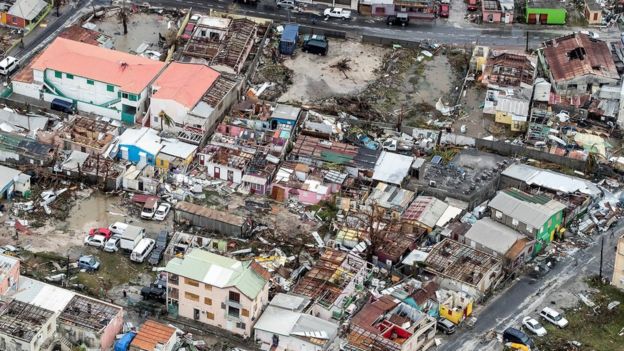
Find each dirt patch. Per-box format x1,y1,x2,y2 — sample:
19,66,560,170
92,11,175,54
278,40,388,103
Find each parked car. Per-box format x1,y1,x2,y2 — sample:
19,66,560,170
78,255,100,271
103,236,121,253
148,230,169,265
181,23,195,40
438,3,449,17
539,307,568,328
153,203,171,221
323,7,351,20
467,0,478,11
436,318,456,334
502,327,534,349
302,38,328,56
276,0,296,9
84,234,107,248
141,198,159,219
140,278,166,302
522,316,547,336
108,222,129,235
386,13,409,26
0,56,19,76
88,227,113,240
580,30,599,39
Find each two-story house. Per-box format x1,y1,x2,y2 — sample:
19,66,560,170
164,249,270,338
12,37,165,124
488,188,566,254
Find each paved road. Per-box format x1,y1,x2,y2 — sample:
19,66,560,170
142,0,620,47
439,222,622,350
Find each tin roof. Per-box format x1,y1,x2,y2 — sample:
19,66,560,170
175,201,245,226
465,218,526,256
130,320,176,350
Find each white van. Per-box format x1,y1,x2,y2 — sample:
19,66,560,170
130,238,155,263
0,56,19,76
109,222,129,235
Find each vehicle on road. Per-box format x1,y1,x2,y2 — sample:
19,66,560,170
141,198,159,219
302,36,328,56
153,203,171,221
580,30,599,39
130,238,156,263
276,0,296,8
438,3,449,17
387,13,409,26
539,307,568,328
78,255,100,271
502,327,535,349
522,316,547,336
0,56,19,75
323,7,351,20
103,236,121,253
436,318,456,334
84,234,107,248
88,227,112,240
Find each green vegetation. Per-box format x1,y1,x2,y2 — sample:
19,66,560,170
535,277,624,351
76,249,152,296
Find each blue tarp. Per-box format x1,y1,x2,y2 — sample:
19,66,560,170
114,332,136,351
279,24,299,55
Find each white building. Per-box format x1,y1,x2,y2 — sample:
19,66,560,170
12,37,165,124
254,294,338,351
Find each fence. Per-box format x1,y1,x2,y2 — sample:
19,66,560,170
361,34,422,48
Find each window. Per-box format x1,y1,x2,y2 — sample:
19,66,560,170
228,306,240,318
87,79,94,85
204,297,212,305
122,93,129,99
185,278,199,287
512,218,519,227
66,73,74,79
242,308,249,317
207,312,214,320
128,94,138,101
193,308,200,320
184,292,199,302
236,322,246,329
169,274,179,285
54,71,62,79
107,85,115,92
495,211,502,219
229,291,240,303
205,284,212,291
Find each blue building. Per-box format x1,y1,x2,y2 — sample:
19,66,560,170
279,24,299,55
117,127,163,166
269,103,301,130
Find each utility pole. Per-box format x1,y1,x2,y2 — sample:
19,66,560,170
525,31,529,53
599,235,604,281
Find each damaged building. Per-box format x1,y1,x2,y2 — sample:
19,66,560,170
0,300,56,351
52,115,118,156
174,201,252,237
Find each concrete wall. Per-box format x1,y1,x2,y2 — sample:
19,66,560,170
255,329,326,351
12,81,40,99
475,139,587,170
612,235,624,289
206,162,244,183
0,259,19,295
150,98,188,129
362,34,422,48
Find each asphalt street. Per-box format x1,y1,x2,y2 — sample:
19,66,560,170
438,223,623,351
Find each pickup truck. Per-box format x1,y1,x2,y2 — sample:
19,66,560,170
323,7,351,20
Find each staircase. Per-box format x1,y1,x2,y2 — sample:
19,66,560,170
43,76,67,98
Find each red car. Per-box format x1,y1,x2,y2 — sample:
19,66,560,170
439,3,450,17
467,0,478,11
89,228,112,240
181,23,195,41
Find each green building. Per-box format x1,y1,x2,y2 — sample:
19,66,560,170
488,188,566,255
526,0,567,24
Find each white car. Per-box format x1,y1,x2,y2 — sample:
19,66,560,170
153,203,171,221
580,30,599,39
323,7,351,19
108,222,128,235
539,307,568,328
103,237,121,253
522,316,547,336
84,234,106,248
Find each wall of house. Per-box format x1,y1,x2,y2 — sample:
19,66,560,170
255,329,325,351
584,6,602,24
612,236,624,289
525,7,566,24
118,145,156,165
207,162,243,183
0,314,56,351
482,10,503,23
150,98,189,130
168,275,268,338
76,100,121,120
5,14,25,28
0,260,19,295
100,307,124,351
552,74,619,96
12,81,41,99
45,69,120,106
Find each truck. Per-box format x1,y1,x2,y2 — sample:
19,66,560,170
120,225,146,252
323,7,351,20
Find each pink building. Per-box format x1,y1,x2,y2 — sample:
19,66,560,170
482,0,514,23
270,164,346,205
165,249,270,338
0,254,19,295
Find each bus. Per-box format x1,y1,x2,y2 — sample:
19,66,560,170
130,238,155,263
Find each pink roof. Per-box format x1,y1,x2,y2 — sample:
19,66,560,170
152,62,220,108
32,37,165,94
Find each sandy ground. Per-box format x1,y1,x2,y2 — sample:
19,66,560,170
279,40,388,103
452,86,495,138
92,11,172,53
412,54,456,105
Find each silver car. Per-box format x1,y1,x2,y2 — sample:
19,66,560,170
103,237,121,252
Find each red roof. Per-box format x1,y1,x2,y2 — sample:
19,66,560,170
152,62,220,108
31,37,165,94
130,320,176,350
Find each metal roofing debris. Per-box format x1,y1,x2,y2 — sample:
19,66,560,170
372,151,413,185
367,182,415,211
165,249,268,299
403,196,449,228
175,201,245,226
465,218,527,256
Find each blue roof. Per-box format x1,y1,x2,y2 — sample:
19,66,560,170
281,24,299,43
114,332,136,351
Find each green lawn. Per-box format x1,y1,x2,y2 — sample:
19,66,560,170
535,277,624,351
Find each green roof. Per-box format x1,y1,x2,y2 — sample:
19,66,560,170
503,188,551,205
165,249,267,299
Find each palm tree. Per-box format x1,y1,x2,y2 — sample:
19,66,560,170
159,110,174,131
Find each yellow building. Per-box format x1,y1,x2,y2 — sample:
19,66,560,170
437,289,473,325
156,139,197,172
484,90,529,132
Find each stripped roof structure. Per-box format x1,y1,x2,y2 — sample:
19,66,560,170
59,25,113,48
182,18,257,74
56,115,117,154
130,320,176,350
59,295,121,332
175,201,246,227
0,300,54,342
290,135,379,170
31,38,165,94
424,239,502,288
402,196,449,228
482,52,536,88
542,33,618,83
